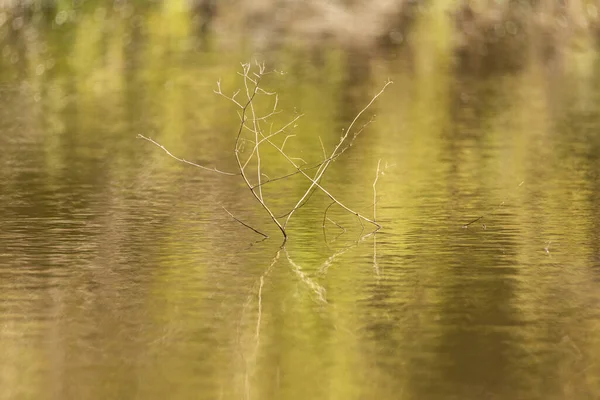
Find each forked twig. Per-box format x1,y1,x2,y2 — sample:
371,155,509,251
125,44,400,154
283,80,393,228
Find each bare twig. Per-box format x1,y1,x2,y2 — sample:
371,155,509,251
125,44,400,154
336,115,376,158
137,134,238,176
222,206,269,238
373,159,382,222
357,214,365,236
322,201,346,243
322,201,338,229
462,215,485,228
326,218,345,231
372,159,386,276
318,136,327,160
462,181,525,228
214,80,243,108
251,161,323,189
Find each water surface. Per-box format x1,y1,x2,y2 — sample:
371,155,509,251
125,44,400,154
2,5,600,400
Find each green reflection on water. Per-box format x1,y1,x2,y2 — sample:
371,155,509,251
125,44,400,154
1,3,600,400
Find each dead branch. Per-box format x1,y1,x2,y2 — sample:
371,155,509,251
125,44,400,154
142,62,390,243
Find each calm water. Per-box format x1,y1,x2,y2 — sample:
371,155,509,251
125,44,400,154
2,4,600,400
